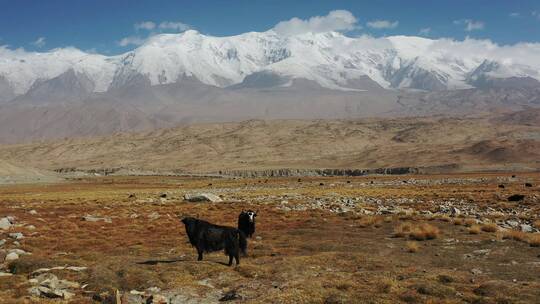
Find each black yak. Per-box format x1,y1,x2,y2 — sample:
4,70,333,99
180,217,247,266
238,210,257,238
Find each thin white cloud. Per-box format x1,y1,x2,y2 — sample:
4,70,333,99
453,19,485,31
159,21,191,32
31,37,46,48
366,20,399,29
533,11,540,19
134,21,156,31
419,27,431,35
273,10,359,36
509,12,520,18
117,36,146,47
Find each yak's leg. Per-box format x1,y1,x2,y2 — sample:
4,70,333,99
235,253,240,265
228,255,234,266
196,243,204,261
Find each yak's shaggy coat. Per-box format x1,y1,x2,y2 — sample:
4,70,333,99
181,217,247,266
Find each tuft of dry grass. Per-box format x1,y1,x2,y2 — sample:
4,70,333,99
464,218,477,227
377,277,399,293
503,230,529,242
453,218,464,226
481,223,499,233
406,241,420,253
393,222,413,238
533,220,540,229
410,223,440,241
358,216,383,228
468,225,481,234
528,233,540,247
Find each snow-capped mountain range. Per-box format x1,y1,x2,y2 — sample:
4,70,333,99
1,30,540,100
1,30,540,143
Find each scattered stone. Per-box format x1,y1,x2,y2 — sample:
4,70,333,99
8,248,30,255
32,266,88,275
0,239,5,246
506,220,519,228
184,193,223,203
520,224,533,233
450,207,461,217
0,217,14,230
9,232,24,240
29,210,38,215
220,290,241,302
82,215,112,223
5,252,19,261
26,225,36,230
28,273,79,300
471,268,483,275
507,194,525,202
148,212,160,220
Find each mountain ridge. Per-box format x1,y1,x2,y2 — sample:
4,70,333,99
2,30,540,98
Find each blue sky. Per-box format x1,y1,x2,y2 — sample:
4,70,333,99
1,0,540,54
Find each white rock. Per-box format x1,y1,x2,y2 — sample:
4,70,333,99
184,193,223,203
148,212,160,220
9,232,24,240
82,215,112,223
5,252,19,261
520,224,533,233
9,248,29,255
29,210,38,215
0,217,13,230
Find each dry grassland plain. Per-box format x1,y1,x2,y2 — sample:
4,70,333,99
0,173,539,303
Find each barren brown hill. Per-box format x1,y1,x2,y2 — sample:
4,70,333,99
0,159,60,184
1,109,539,174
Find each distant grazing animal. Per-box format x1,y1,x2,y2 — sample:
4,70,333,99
180,217,247,266
238,210,257,238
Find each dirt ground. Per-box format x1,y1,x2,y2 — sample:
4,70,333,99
0,173,539,303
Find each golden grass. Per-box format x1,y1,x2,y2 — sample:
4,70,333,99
409,223,440,241
453,218,464,226
528,233,540,247
406,241,420,253
503,230,529,242
481,223,499,233
464,218,477,227
394,222,440,240
358,216,383,228
468,225,481,234
393,222,413,238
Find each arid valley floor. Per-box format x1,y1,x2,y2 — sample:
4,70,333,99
1,173,539,303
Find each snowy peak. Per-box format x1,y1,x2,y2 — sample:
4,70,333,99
1,31,540,99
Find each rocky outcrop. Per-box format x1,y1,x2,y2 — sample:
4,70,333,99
217,167,420,178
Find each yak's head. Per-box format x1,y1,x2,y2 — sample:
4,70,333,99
241,210,257,223
180,216,197,226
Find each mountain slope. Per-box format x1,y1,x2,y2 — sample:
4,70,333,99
1,109,539,173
